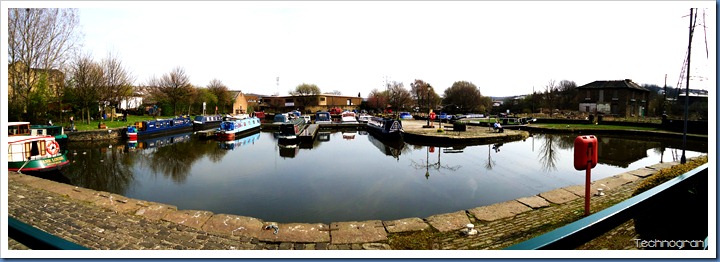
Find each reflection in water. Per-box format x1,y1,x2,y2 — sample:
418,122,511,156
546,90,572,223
366,133,406,160
64,143,135,196
278,143,299,158
218,132,260,150
484,144,496,170
538,134,560,172
60,131,706,223
411,145,462,179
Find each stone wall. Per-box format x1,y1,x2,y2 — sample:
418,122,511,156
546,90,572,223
67,128,126,141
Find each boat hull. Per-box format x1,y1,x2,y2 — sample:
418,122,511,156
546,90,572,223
8,150,70,173
216,117,262,141
365,117,403,140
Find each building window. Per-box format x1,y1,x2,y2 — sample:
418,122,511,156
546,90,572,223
586,90,591,99
347,99,352,106
320,98,326,102
285,99,294,103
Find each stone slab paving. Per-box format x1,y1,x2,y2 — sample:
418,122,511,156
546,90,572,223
515,196,551,209
627,168,657,178
135,203,178,221
162,210,214,230
257,223,330,243
592,176,633,191
382,217,430,233
647,162,679,171
539,188,580,204
201,214,264,238
468,200,533,222
329,220,387,244
425,211,471,232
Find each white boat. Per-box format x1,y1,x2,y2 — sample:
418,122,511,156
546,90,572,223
341,111,358,124
357,114,372,123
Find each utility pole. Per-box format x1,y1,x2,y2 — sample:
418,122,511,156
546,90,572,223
681,8,695,164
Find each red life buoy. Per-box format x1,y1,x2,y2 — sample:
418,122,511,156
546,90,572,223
46,141,60,155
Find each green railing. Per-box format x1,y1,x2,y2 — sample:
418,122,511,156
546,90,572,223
8,216,89,250
505,164,708,250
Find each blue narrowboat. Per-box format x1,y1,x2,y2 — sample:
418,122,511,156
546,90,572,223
193,114,224,130
216,116,262,141
126,116,193,140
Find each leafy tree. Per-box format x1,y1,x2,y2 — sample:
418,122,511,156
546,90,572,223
8,8,81,121
442,81,484,113
410,79,440,113
387,81,412,111
207,79,232,114
557,80,578,110
147,67,193,116
367,88,388,112
290,83,321,110
192,87,218,115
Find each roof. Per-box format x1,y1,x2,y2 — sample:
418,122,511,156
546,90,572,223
576,79,650,92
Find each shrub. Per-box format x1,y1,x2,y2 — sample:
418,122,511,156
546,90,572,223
633,155,708,196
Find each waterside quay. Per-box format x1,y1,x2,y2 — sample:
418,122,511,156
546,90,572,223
7,156,699,251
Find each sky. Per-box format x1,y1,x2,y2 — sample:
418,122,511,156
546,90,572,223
5,1,717,98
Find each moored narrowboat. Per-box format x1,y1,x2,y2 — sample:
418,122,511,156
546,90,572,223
278,117,308,144
366,117,403,140
126,116,193,140
215,115,262,141
193,114,224,130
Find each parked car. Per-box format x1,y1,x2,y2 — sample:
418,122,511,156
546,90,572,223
329,107,343,115
399,112,413,120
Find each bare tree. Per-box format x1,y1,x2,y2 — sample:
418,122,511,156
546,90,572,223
542,79,557,112
207,79,232,114
101,52,135,120
323,90,342,95
68,54,104,124
147,67,193,116
8,8,81,121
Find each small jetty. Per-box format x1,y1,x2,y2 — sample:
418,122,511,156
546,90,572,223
299,124,320,142
196,129,217,139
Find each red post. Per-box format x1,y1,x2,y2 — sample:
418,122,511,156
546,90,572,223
585,161,591,216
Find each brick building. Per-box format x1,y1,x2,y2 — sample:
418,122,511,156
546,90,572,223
576,79,650,117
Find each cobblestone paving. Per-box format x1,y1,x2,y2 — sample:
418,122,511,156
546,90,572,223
436,178,643,250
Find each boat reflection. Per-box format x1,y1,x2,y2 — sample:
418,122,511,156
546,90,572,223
317,132,331,142
278,143,299,158
367,132,406,159
127,132,192,151
218,132,261,150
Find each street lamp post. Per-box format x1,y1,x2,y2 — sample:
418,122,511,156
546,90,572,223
427,85,431,127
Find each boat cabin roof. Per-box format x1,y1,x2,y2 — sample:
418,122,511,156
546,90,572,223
7,135,53,144
9,122,31,126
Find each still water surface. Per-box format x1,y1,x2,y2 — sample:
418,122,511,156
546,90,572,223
58,129,706,223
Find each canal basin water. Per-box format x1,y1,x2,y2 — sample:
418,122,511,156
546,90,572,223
56,129,707,224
